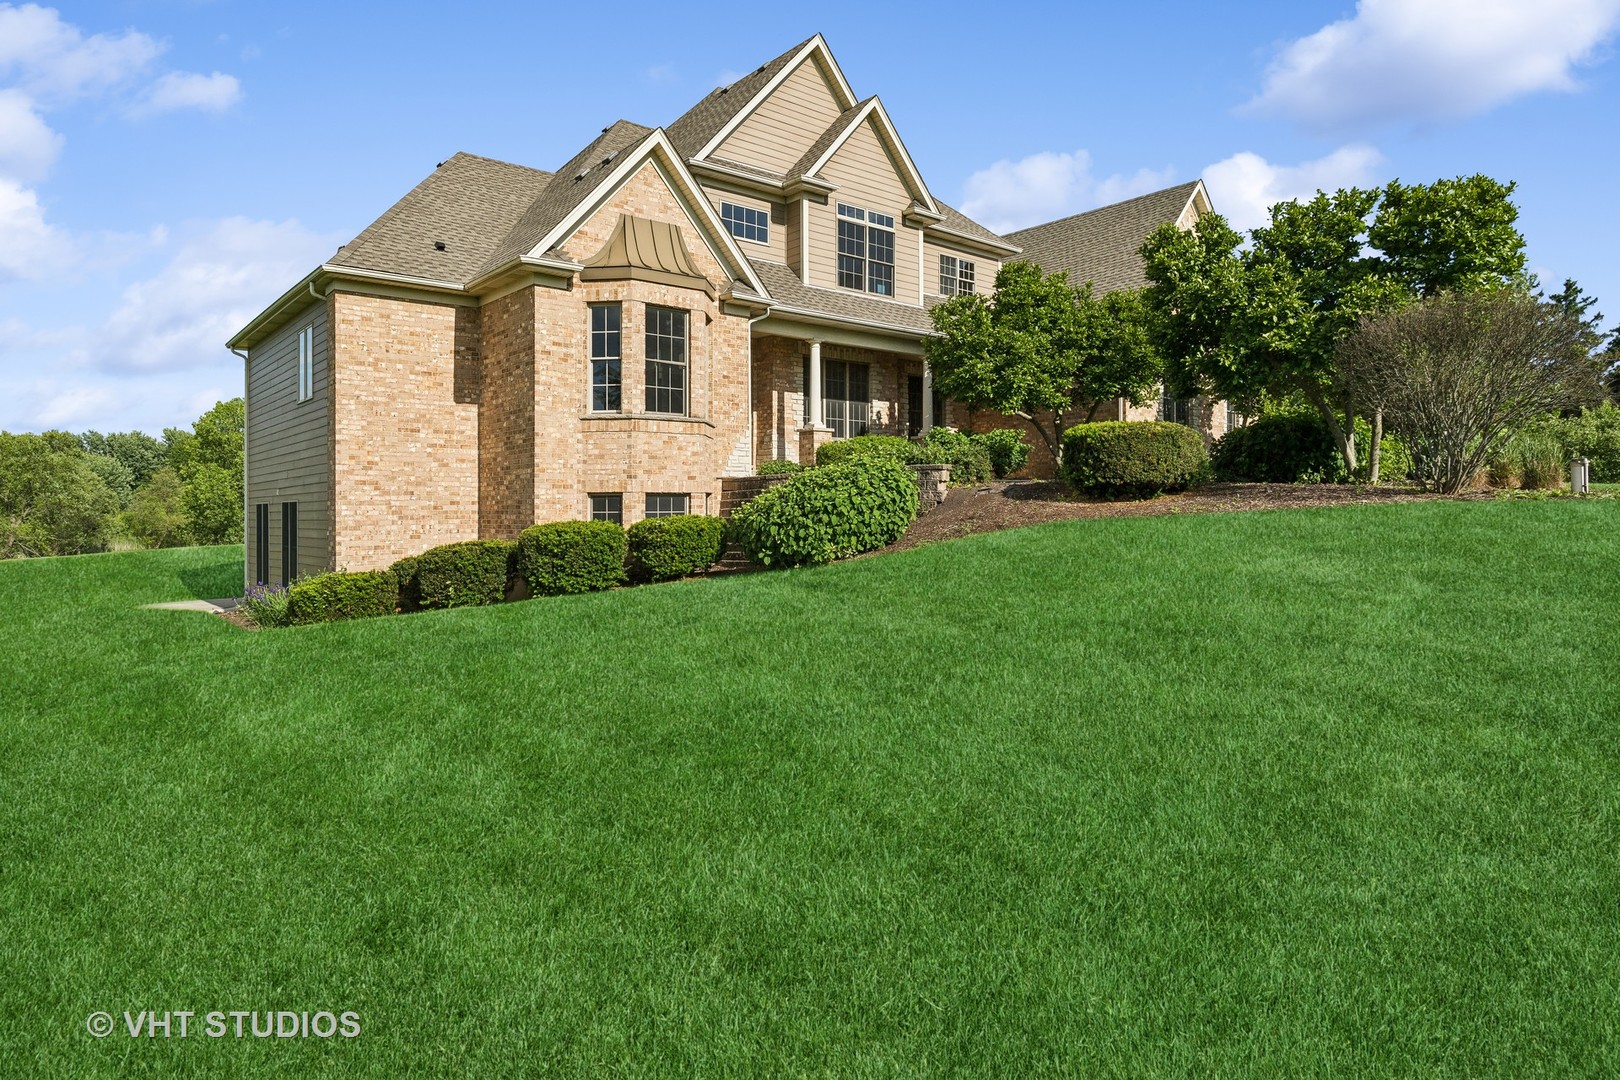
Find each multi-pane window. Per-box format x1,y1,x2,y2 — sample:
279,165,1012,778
720,202,769,244
823,360,871,438
644,305,687,414
297,325,313,402
939,255,976,296
836,204,895,296
589,304,621,412
644,493,689,518
590,493,623,524
1161,391,1192,427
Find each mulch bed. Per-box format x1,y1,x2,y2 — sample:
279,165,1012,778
887,481,1439,552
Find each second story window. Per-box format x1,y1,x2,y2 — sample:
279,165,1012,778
939,255,976,296
589,303,621,411
297,325,313,402
645,305,687,415
720,202,769,244
836,204,895,297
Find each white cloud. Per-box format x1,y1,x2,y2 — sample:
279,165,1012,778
0,177,74,278
1202,145,1386,233
0,88,61,181
0,3,162,104
93,217,339,373
959,149,1177,234
1250,0,1620,130
128,71,242,118
35,383,114,426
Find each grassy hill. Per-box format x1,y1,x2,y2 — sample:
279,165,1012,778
2,500,1617,1077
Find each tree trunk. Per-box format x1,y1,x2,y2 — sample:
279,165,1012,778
1305,386,1356,477
1368,408,1383,485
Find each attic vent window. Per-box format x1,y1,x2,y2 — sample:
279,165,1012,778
433,241,447,251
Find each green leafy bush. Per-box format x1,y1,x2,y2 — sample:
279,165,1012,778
973,428,1032,478
121,466,192,548
516,520,627,596
816,435,931,467
240,582,291,629
1213,412,1412,483
393,539,515,610
286,570,399,625
627,514,726,583
1061,421,1207,498
921,427,994,485
755,459,803,476
729,457,918,567
1550,403,1620,482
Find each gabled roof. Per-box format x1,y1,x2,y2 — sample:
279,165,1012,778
476,120,656,276
788,98,871,180
326,153,554,283
934,199,1020,253
666,36,821,160
1004,181,1206,294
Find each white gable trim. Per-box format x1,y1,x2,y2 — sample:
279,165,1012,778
693,35,858,163
527,129,768,299
804,98,939,216
1181,179,1213,222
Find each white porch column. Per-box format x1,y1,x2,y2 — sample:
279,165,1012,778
921,360,935,432
808,339,824,428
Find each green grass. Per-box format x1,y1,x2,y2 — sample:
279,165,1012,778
3,500,1617,1078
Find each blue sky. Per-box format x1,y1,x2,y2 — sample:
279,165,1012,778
3,0,1617,435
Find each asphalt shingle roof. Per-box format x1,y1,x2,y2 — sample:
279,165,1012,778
934,199,1017,250
1004,181,1201,294
788,99,870,179
665,36,817,160
326,153,554,282
750,260,935,334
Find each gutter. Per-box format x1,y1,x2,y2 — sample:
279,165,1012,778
924,224,1021,258
764,302,940,341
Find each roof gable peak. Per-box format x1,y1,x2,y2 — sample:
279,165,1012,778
688,34,858,163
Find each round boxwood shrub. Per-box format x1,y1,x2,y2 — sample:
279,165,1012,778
921,427,993,485
1061,421,1207,498
627,514,726,583
1212,411,1412,483
974,428,1032,478
516,520,626,596
286,569,399,625
393,539,515,611
755,458,803,476
729,456,918,567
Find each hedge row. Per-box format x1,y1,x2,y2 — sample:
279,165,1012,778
1210,411,1413,484
812,426,1017,485
393,539,515,610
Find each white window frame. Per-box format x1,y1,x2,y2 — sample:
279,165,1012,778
836,204,895,297
939,255,976,297
297,325,313,402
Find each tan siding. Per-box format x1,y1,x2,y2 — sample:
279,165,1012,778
807,119,920,304
700,187,787,263
245,299,331,584
923,240,999,300
715,58,844,175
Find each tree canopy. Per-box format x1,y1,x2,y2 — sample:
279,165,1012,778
925,261,1163,463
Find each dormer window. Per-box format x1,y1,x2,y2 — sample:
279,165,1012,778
836,204,895,296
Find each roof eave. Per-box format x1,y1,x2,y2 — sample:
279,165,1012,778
924,224,1021,258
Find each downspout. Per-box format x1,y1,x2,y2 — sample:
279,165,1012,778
230,345,250,593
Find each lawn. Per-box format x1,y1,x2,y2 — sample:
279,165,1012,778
2,500,1617,1078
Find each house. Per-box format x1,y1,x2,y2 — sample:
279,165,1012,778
227,33,1215,587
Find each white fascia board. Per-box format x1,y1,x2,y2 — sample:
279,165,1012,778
693,35,858,162
803,97,939,217
527,129,769,300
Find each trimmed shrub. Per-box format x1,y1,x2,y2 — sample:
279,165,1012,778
1062,421,1207,498
729,457,918,567
974,428,1032,478
516,520,627,596
921,427,994,485
286,570,398,625
627,514,726,583
1213,411,1412,483
393,539,515,610
755,458,803,476
1211,413,1339,483
816,434,931,467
